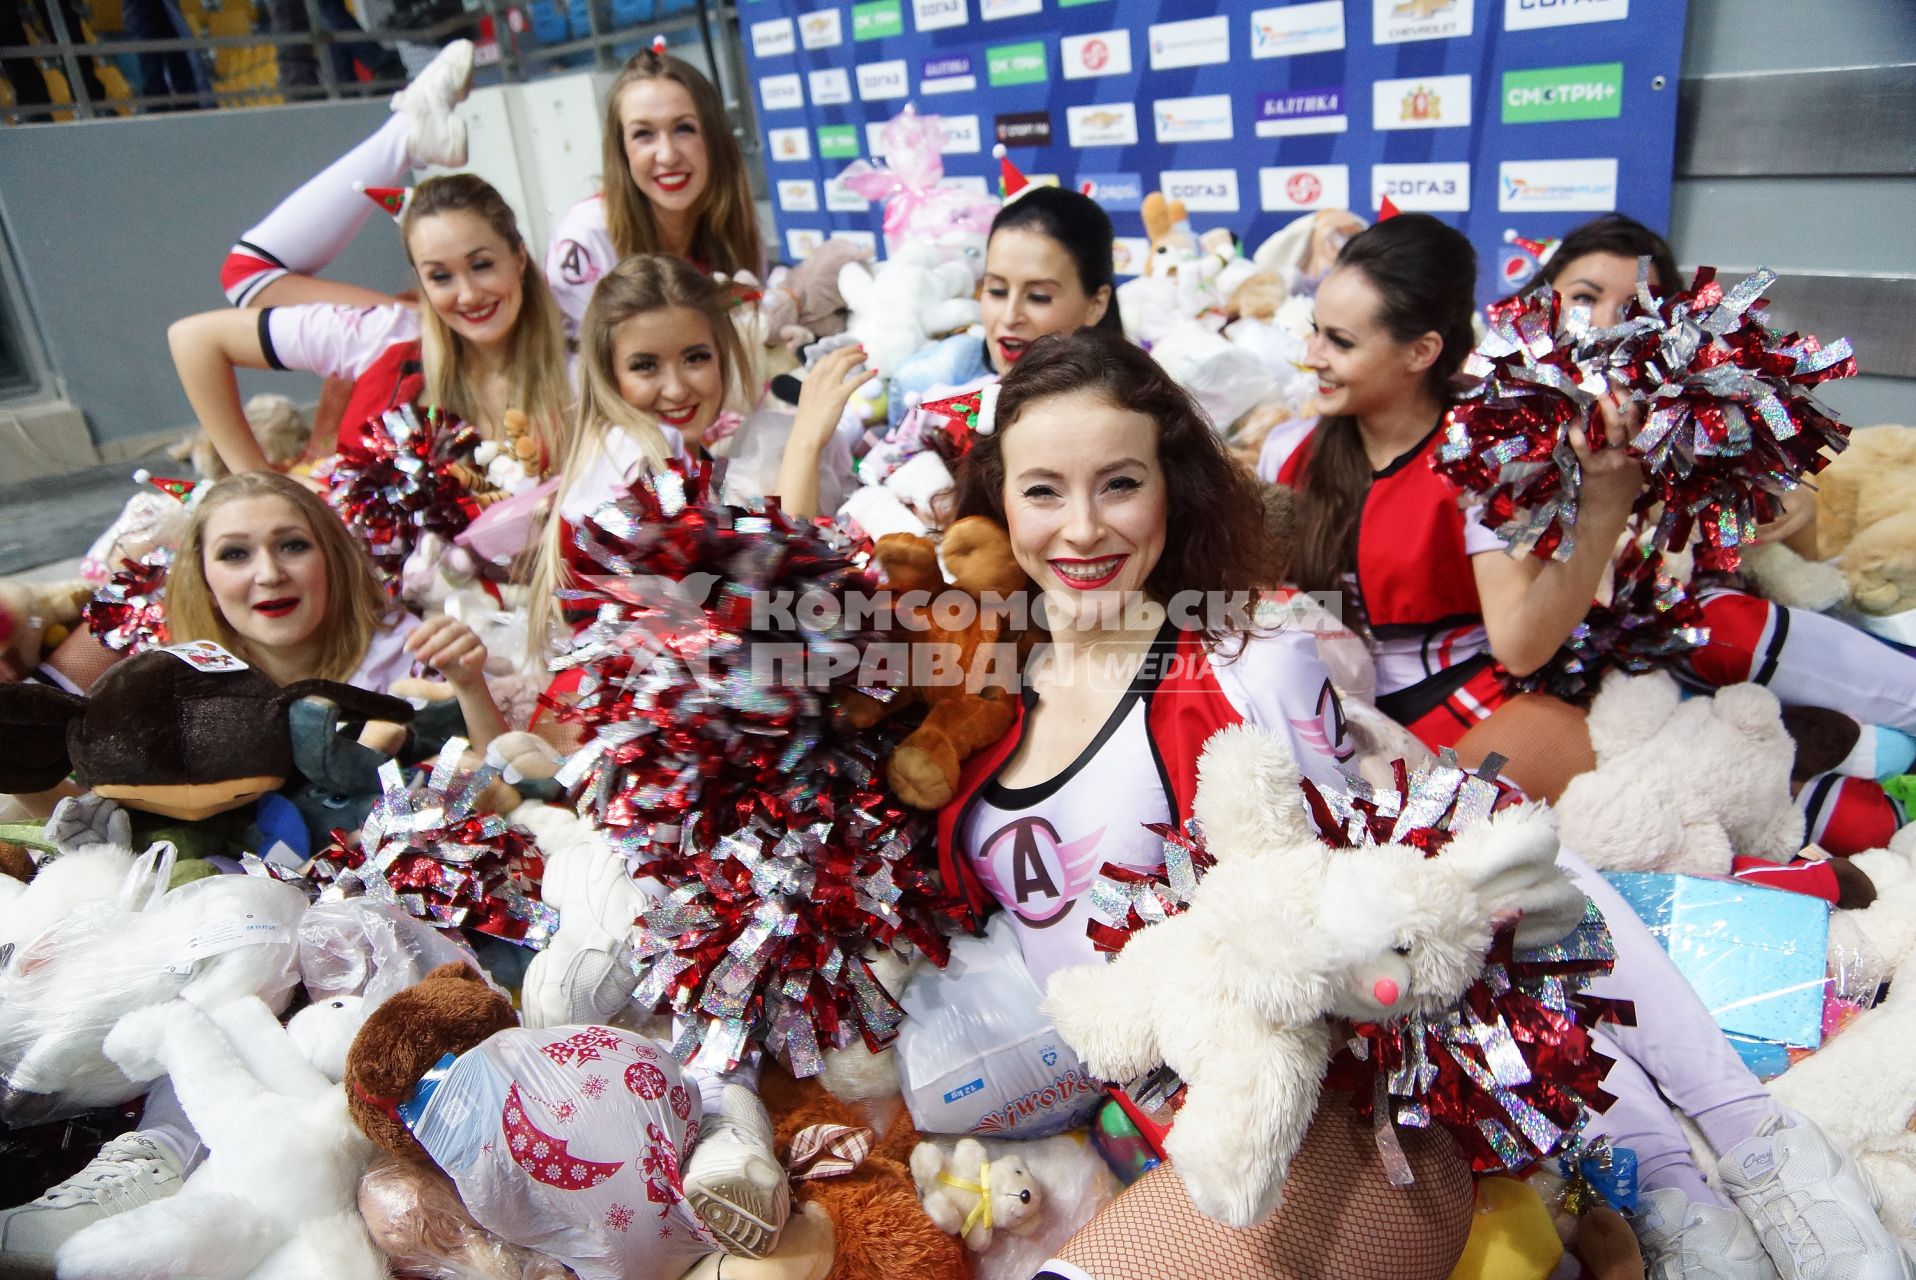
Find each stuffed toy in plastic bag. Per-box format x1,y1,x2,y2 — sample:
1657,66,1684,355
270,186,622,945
0,841,307,1124
896,913,1101,1139
398,1024,716,1280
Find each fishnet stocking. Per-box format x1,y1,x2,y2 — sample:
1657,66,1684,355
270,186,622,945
1047,1101,1473,1280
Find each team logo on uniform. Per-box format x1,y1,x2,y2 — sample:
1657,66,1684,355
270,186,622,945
974,818,1107,927
554,240,596,287
1289,678,1351,761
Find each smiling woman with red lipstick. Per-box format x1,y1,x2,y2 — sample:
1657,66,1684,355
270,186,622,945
166,472,506,750
927,328,1473,1276
886,187,1122,441
171,175,572,480
544,41,764,338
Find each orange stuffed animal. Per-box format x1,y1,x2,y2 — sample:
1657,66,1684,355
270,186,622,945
867,517,1031,810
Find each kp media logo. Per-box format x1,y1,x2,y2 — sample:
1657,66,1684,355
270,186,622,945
1502,63,1623,123
987,40,1048,86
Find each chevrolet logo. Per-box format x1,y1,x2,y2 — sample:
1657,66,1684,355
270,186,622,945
1392,0,1454,16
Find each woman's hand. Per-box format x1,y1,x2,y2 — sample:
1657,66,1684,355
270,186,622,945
773,345,875,520
1571,392,1646,525
792,344,875,456
405,614,490,687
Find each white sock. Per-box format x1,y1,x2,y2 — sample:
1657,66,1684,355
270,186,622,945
232,114,413,278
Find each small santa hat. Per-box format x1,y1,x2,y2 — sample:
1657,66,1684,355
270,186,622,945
1377,194,1403,221
356,183,412,222
132,470,200,504
992,143,1029,201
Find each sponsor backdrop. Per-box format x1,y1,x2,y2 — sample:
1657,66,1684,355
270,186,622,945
739,0,1687,302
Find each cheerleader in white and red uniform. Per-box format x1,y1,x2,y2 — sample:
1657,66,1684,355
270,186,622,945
544,40,764,339
1270,213,1907,1279
171,174,573,477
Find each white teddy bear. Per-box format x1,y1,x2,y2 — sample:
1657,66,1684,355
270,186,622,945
1552,669,1804,877
58,995,383,1280
909,1135,1043,1252
1041,723,1585,1228
837,244,981,377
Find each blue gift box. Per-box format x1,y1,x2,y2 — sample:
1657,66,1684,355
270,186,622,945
1604,872,1830,1054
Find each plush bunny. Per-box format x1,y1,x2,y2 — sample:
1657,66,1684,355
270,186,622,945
57,994,381,1280
1042,724,1586,1228
909,1136,1042,1252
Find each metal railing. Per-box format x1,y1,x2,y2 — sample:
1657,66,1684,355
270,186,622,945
1,0,734,123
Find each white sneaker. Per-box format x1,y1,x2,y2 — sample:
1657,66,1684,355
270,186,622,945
0,1132,184,1276
680,1084,791,1259
1720,1108,1916,1280
391,38,474,169
1632,1186,1781,1280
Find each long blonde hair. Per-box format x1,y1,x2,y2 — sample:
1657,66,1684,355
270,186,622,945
168,472,393,683
600,49,763,278
529,254,752,657
401,174,576,471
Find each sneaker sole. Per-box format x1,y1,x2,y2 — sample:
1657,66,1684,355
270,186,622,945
682,1161,786,1260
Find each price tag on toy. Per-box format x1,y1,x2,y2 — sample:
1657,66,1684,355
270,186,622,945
161,640,250,673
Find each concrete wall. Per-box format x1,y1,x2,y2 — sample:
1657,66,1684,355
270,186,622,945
1675,0,1916,426
0,99,409,451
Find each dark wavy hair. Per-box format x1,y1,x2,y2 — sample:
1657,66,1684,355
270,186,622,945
949,328,1273,641
1540,213,1680,301
1288,213,1478,597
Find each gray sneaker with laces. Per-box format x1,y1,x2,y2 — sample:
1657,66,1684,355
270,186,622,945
0,1131,184,1278
1632,1185,1781,1280
1720,1108,1916,1280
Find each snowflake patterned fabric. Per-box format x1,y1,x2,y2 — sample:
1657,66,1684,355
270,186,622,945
405,1025,715,1280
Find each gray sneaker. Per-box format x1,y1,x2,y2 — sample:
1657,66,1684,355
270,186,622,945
1631,1185,1781,1280
0,1132,184,1278
1720,1108,1916,1280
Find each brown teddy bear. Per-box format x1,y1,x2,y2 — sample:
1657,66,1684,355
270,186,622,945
757,1066,972,1280
343,962,519,1162
857,517,1031,811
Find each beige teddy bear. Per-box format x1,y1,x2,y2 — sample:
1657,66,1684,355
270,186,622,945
1806,425,1916,615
